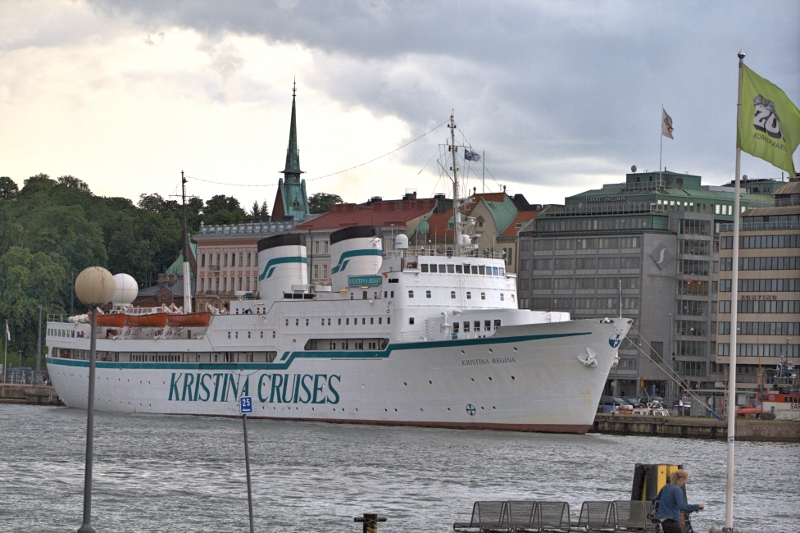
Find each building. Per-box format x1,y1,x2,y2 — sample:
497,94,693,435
132,244,196,308
193,84,314,311
517,170,775,401
715,179,800,399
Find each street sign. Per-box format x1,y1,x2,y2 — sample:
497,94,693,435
239,396,253,414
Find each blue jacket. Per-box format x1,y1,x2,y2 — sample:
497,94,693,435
657,483,700,522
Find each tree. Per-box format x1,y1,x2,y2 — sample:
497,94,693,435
0,246,66,357
0,177,18,200
260,200,270,218
249,200,260,218
308,192,343,214
56,175,91,192
19,173,55,198
203,195,246,226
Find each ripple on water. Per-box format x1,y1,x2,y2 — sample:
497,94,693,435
0,405,798,533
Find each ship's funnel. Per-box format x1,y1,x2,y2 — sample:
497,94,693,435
330,226,382,292
257,234,307,302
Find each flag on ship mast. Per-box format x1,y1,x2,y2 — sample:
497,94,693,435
737,65,800,175
661,108,674,139
464,149,481,162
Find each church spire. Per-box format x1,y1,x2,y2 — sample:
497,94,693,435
281,78,303,179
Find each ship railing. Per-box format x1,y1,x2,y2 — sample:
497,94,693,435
385,248,506,260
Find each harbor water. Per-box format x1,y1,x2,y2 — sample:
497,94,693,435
0,404,797,533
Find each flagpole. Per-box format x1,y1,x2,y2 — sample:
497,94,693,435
724,49,746,532
3,320,7,383
659,105,664,185
482,151,485,193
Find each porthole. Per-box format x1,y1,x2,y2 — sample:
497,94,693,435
385,408,388,412
461,350,465,354
470,378,475,382
447,407,451,411
492,406,496,410
511,376,515,381
404,382,407,386
428,380,432,385
488,349,493,353
394,408,397,412
481,406,485,410
513,347,518,352
488,377,492,381
420,408,423,412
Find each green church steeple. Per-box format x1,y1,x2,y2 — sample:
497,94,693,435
281,79,303,179
272,80,310,221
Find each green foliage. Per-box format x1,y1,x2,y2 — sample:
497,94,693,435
203,194,246,225
308,192,343,214
0,246,66,356
0,177,19,200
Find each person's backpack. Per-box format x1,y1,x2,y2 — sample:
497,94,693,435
647,487,664,523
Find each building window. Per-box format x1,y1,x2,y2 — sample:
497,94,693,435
224,254,228,267
247,253,251,267
323,265,328,279
223,278,227,291
313,265,319,279
324,241,329,253
201,254,206,267
200,278,205,291
238,277,243,291
315,241,320,254
231,254,236,267
246,278,250,291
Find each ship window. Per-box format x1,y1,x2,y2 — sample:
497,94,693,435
305,319,309,326
285,319,288,326
388,278,399,284
463,321,470,332
379,317,382,324
494,319,502,329
391,291,394,298
481,292,486,300
227,332,231,339
453,322,459,333
451,291,456,299
448,265,455,273
472,266,478,274
363,291,367,300
260,331,263,338
321,319,325,326
409,317,415,325
485,320,491,331
421,264,428,272
463,265,471,274
248,331,251,338
384,291,388,298
466,292,472,299
296,319,299,326
235,332,239,339
430,264,438,273
272,331,276,338
500,294,505,301
346,318,350,325
511,294,515,302
362,318,366,325
456,265,463,273
338,318,342,325
387,318,391,324
328,318,331,325
408,290,414,298
479,265,485,275
474,321,481,332
370,317,374,324
426,290,431,298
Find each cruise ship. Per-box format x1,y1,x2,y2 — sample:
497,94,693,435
45,115,631,434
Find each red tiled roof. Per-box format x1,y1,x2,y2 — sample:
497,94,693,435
296,199,437,230
500,211,541,237
424,211,454,239
469,192,507,203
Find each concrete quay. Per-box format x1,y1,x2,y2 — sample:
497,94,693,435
591,413,800,443
0,384,62,406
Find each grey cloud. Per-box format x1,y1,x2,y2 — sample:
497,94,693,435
89,0,799,194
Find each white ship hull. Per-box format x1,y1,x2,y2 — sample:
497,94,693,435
47,317,628,433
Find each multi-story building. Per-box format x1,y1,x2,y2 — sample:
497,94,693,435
517,170,775,400
715,179,800,399
193,85,315,311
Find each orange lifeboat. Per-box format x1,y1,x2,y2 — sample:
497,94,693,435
90,313,126,328
166,312,213,328
124,313,167,328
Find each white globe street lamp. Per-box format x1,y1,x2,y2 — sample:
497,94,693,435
75,267,115,533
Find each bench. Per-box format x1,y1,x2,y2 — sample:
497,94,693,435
576,501,616,532
453,501,510,532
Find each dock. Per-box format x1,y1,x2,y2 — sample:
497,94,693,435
591,413,800,443
0,384,63,406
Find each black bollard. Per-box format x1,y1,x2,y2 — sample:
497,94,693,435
354,513,387,533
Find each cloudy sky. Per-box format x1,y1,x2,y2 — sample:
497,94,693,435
1,1,798,209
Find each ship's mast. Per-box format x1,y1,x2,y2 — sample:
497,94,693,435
181,171,192,314
448,112,461,257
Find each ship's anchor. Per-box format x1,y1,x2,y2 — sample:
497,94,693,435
578,348,597,368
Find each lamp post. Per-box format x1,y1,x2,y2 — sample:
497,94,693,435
74,267,116,533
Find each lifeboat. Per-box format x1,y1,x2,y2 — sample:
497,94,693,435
125,313,167,328
92,313,126,328
166,312,213,328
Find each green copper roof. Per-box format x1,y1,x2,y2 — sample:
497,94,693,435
480,195,519,234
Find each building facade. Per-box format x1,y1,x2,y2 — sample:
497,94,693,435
715,180,800,400
517,170,775,401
